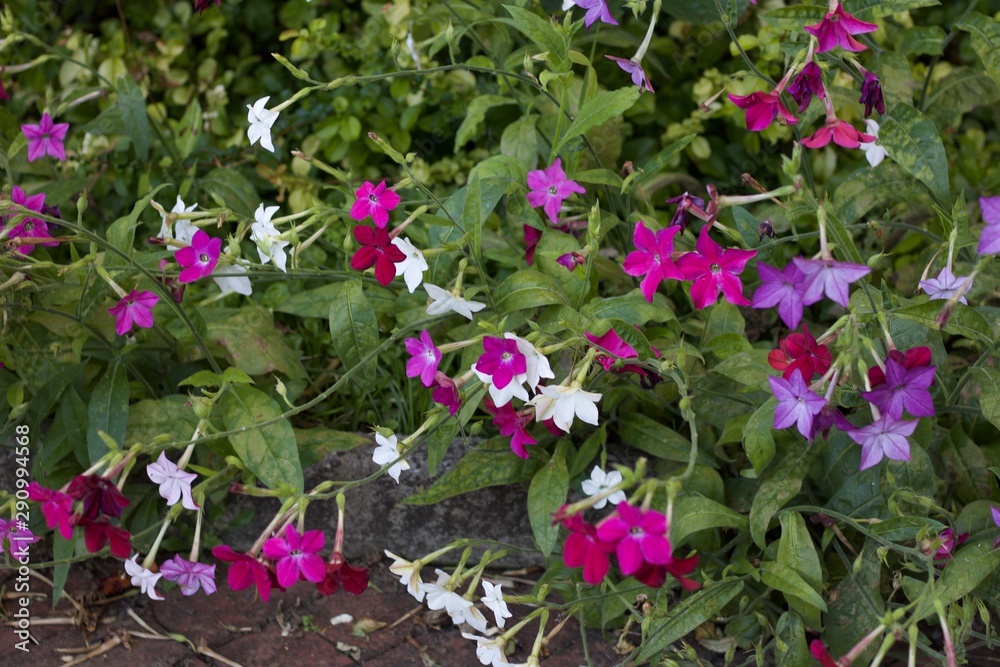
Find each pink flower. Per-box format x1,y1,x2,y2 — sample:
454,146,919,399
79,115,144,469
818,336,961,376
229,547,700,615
622,220,683,303
211,545,272,601
175,230,222,283
526,158,586,225
847,415,917,470
978,196,1000,255
557,251,586,271
728,91,797,132
108,290,159,336
792,257,871,308
751,261,808,330
585,328,638,372
66,474,130,520
350,225,406,286
5,186,58,254
160,554,217,596
677,227,757,309
485,399,537,459
801,117,875,149
194,0,221,12
0,79,8,101
21,112,69,162
559,513,614,585
769,369,827,439
926,528,967,560
476,336,527,390
804,3,878,53
262,525,327,589
567,0,618,29
810,640,839,667
405,330,442,387
596,502,673,575
350,180,400,229
431,372,462,415
524,225,542,265
605,56,653,94
78,518,132,558
26,482,75,540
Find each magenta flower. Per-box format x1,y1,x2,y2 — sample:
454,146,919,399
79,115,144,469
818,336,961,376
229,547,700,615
351,225,405,286
920,266,971,304
108,290,159,336
526,158,586,225
801,117,875,149
567,0,618,29
809,405,854,441
524,225,542,265
175,230,221,283
848,415,917,470
350,180,400,229
5,186,58,254
792,257,871,308
861,357,936,420
262,525,327,589
768,369,827,439
477,336,528,390
859,70,885,117
559,513,614,585
677,227,757,310
751,262,807,330
585,328,638,372
160,554,217,596
992,506,1000,548
596,503,673,575
21,112,69,162
622,221,683,303
927,528,967,560
666,192,705,232
26,482,75,540
405,330,442,387
211,545,272,601
787,62,825,113
485,399,537,459
0,79,7,101
431,372,462,415
605,56,653,94
0,519,39,556
557,251,585,271
804,3,878,53
79,518,132,558
728,91,798,132
194,0,221,12
978,196,1000,255
66,474,130,520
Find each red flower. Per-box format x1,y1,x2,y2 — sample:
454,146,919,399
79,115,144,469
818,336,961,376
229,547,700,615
211,545,273,601
768,326,832,381
809,640,838,667
350,225,405,286
431,372,462,415
78,518,131,558
868,346,932,387
317,557,370,596
559,513,615,585
66,474,130,521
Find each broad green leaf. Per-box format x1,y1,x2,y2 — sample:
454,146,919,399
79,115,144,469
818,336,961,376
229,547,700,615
893,302,993,344
403,440,544,504
897,26,946,56
775,612,811,667
202,168,260,219
620,413,717,467
761,561,828,612
295,427,369,468
581,291,676,325
878,103,950,204
328,279,379,390
917,540,1000,620
87,360,129,465
569,424,605,478
926,68,1000,130
104,183,169,266
744,398,777,474
573,168,622,188
607,318,656,361
845,0,940,20
637,579,745,661
825,540,884,659
500,115,539,166
955,13,1000,86
51,533,73,608
174,98,203,159
701,301,745,348
124,395,200,446
504,5,569,71
749,444,817,549
205,306,306,379
971,367,1000,431
778,513,822,592
84,75,151,162
528,443,569,557
834,164,923,226
671,495,749,547
637,134,697,186
869,515,945,541
761,5,826,30
824,206,863,265
463,170,483,262
221,385,303,492
275,284,340,318
712,350,774,391
493,270,569,313
455,95,515,151
556,87,640,153
942,424,993,504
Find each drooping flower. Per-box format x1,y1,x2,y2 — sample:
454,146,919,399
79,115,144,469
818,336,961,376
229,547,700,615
557,251,586,271
250,204,289,273
861,357,936,420
677,226,757,309
5,186,58,254
262,525,327,589
26,482,74,540
809,405,854,441
769,369,828,439
804,3,878,53
125,555,164,600
505,332,555,392
385,550,425,602
405,330,442,387
351,225,405,286
21,112,69,162
605,56,653,94
586,328,639,373
868,347,932,387
460,632,509,667
481,581,512,628
810,640,839,667
476,337,528,390
801,117,875,149
212,264,253,296
391,237,428,293
485,399,537,459
524,225,542,265
146,451,199,510
246,96,279,152
751,261,808,330
160,554,217,596
977,195,1000,255
431,373,462,415
66,474,130,520
728,91,798,132
211,545,272,601
350,180,401,229
0,79,8,102
566,0,618,29
847,415,917,470
559,513,615,585
526,158,586,225
926,528,967,561
78,518,131,558
424,571,486,632
622,220,684,303
581,466,626,509
530,385,602,433
424,283,486,320
633,555,701,591
767,327,832,381
859,119,888,168
317,558,370,596
792,257,871,308
108,290,159,337
372,432,410,483
787,62,826,112
859,70,885,117
157,196,198,251
920,266,971,305
596,503,672,576
666,192,705,232
175,230,222,283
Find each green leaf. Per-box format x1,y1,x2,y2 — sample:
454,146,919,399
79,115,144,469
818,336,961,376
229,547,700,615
942,424,993,504
972,367,1000,431
749,444,818,549
897,26,946,56
455,95,515,150
403,440,544,504
178,370,224,388
528,443,569,557
556,87,640,153
124,395,200,446
569,424,605,478
761,5,826,30
637,134,697,187
620,413,717,467
275,284,339,318
50,532,73,608
845,0,940,20
504,5,569,71
670,495,749,547
203,307,307,379
493,270,568,313
581,291,676,325
295,427,369,468
878,103,950,204
743,398,777,474
87,360,129,465
637,579,745,662
201,168,261,219
834,164,923,226
824,205,864,265
761,561,828,612
955,13,1000,86
607,319,656,361
221,385,303,492
328,279,379,390
892,302,993,344
85,76,151,162
463,170,483,261
775,612,811,667
104,184,169,266
825,539,884,659
702,301,746,348
918,540,1000,620
712,350,774,391
778,512,823,592
500,115,539,167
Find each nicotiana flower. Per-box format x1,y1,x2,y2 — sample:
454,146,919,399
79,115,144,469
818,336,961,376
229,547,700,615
623,220,683,303
79,518,131,558
565,0,618,29
792,257,871,308
505,332,554,391
848,415,917,470
926,528,967,561
526,158,586,225
246,96,279,152
473,363,530,408
559,513,614,585
262,525,327,589
211,545,272,601
21,112,69,162
250,204,289,273
920,266,971,304
432,373,462,415
769,369,827,439
677,226,757,309
605,55,653,94
352,225,405,286
108,290,159,337
859,70,885,117
26,483,74,540
751,261,807,330
372,432,410,483
213,263,253,296
318,558,370,596
585,327,659,382
350,180,401,229
801,117,875,149
811,640,839,667
160,554,217,596
424,571,486,632
461,632,509,667
175,230,222,283
158,196,198,250
530,385,602,433
0,520,39,556
728,91,797,132
595,502,672,576
66,474,130,520
477,337,528,390
481,581,512,628
992,506,1000,548
868,346,932,387
385,550,425,602
194,0,221,11
485,399,537,459
5,186,58,254
666,192,704,232
424,284,487,320
767,327,832,381
125,554,164,600
787,62,825,112
405,329,442,387
977,195,1000,255
860,357,936,420
859,119,888,168
524,225,541,265
581,466,626,509
804,3,878,53
146,451,198,510
557,251,586,271
392,237,428,293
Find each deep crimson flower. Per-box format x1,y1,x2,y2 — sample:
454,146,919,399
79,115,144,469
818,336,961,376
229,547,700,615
175,230,222,283
605,56,653,94
108,290,159,336
809,405,854,441
476,337,527,390
211,545,272,601
868,347,932,387
596,503,673,575
559,513,615,585
859,70,885,117
5,186,58,254
767,326,832,381
262,526,327,589
351,225,405,286
78,518,131,558
485,398,537,459
801,117,875,149
66,474,130,520
788,62,826,112
350,180,400,229
622,220,683,303
26,482,74,540
21,112,69,162
633,553,700,591
526,158,586,224
431,372,462,415
157,259,186,303
809,640,838,667
524,225,542,265
804,4,878,53
728,91,797,132
317,558,370,596
861,357,936,420
677,226,757,309
0,79,8,101
666,192,704,233
405,329,442,387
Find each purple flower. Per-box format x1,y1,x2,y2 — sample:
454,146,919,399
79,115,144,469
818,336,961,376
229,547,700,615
21,112,69,162
677,226,757,310
792,257,871,308
751,262,807,330
476,336,527,390
768,369,827,439
859,70,885,117
556,251,585,271
526,158,586,224
405,330,442,388
666,192,704,233
728,91,798,132
978,196,1000,255
5,186,58,255
787,62,826,113
175,230,222,283
596,503,673,576
992,505,1000,549
262,525,327,589
804,4,878,53
622,220,684,303
809,405,854,441
847,415,917,470
861,357,936,420
605,56,653,94
0,519,40,557
920,266,971,304
566,0,618,29
350,180,400,229
108,290,159,336
160,554,217,596
194,0,221,12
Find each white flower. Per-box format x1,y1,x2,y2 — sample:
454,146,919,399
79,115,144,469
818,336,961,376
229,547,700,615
461,633,509,666
247,96,280,152
213,263,253,296
424,283,486,320
481,581,512,628
919,266,971,305
562,0,575,10
384,550,425,602
251,204,289,273
146,451,198,510
503,333,554,392
472,363,529,408
392,237,428,293
425,584,472,619
125,555,164,601
859,119,887,168
581,466,626,509
158,196,198,252
530,385,602,433
372,432,410,483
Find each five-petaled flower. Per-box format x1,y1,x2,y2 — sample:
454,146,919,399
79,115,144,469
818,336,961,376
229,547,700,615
485,398,538,459
751,261,808,330
391,237,428,293
146,451,199,510
792,257,871,308
125,554,164,600
476,336,528,390
351,225,406,286
480,580,512,628
728,91,797,132
424,284,487,320
559,512,614,585
848,414,917,470
21,112,69,162
246,97,279,152
26,483,74,540
530,385,602,433
769,369,828,439
787,62,825,112
108,290,159,337
160,554,217,596
977,196,1000,255
526,158,586,225
262,525,327,589
67,474,130,520
176,230,222,283
801,117,875,149
158,196,198,251
405,329,442,387
565,0,618,29
385,550,425,602
5,186,58,254
767,327,832,382
860,119,888,168
250,204,289,273
79,518,131,558
861,357,936,420
804,3,878,53
596,502,672,576
677,226,757,310
350,180,401,229
920,266,971,304
211,545,272,601
605,56,653,94
372,431,411,483
581,466,626,509
623,221,683,303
